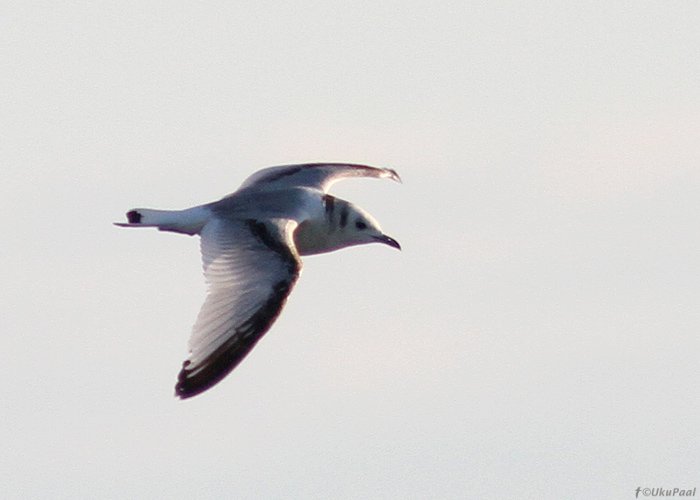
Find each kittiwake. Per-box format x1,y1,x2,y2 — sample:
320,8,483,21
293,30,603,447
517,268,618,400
115,163,401,399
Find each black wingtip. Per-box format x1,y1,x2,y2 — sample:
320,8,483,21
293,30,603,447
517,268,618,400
174,360,222,400
175,361,198,399
174,351,247,400
387,168,402,184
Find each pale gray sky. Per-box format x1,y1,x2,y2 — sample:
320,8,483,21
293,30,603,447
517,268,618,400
2,2,699,499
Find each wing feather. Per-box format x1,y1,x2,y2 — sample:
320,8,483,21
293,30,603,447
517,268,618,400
239,163,401,193
175,217,301,399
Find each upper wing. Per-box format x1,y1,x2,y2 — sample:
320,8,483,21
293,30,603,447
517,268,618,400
175,216,301,399
239,163,401,193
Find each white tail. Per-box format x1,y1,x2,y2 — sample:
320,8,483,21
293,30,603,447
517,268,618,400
114,206,211,235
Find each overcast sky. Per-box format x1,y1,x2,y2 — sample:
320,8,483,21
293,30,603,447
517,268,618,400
2,2,699,499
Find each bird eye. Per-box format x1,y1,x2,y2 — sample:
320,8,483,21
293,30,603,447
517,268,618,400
355,220,367,230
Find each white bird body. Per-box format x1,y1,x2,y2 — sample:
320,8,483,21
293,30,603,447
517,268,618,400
116,163,401,398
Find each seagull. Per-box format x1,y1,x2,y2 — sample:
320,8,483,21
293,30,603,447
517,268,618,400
115,163,401,399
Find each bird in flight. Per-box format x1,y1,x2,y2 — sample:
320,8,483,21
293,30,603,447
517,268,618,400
115,163,401,399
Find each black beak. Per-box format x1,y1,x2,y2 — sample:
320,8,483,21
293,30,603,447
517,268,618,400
374,234,401,250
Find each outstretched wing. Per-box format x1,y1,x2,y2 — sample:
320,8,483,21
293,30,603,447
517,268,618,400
175,217,301,399
239,163,401,193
